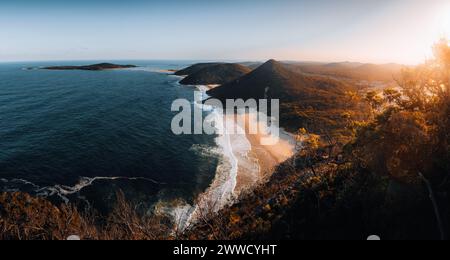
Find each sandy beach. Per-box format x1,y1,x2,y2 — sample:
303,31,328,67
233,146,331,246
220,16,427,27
174,84,296,229
196,84,296,201
179,111,296,229
229,113,296,195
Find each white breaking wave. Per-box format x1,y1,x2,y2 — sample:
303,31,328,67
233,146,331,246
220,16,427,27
40,176,162,195
196,85,241,209
0,176,164,204
5,178,40,188
189,144,221,158
170,84,258,230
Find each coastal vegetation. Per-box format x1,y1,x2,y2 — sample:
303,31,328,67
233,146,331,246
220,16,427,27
174,63,224,76
186,39,449,240
179,63,251,86
207,59,368,143
285,61,404,83
1,40,449,240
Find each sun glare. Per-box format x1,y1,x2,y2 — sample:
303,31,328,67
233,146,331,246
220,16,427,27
436,4,450,38
414,3,450,65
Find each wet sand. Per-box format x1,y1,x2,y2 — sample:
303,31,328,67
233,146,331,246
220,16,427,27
226,113,296,195
176,83,295,228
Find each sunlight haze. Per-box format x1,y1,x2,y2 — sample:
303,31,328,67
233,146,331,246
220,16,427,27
0,0,449,64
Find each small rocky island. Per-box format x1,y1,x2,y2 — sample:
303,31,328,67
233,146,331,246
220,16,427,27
43,63,137,71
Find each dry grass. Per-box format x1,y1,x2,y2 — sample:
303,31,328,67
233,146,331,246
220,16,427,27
0,191,173,240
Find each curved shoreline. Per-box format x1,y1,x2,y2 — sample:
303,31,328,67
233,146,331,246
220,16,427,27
173,82,295,229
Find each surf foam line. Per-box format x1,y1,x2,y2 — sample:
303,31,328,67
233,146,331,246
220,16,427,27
0,176,164,204
171,80,297,231
168,84,257,231
195,84,240,206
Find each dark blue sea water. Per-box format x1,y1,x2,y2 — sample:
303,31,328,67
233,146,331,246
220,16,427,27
0,61,219,213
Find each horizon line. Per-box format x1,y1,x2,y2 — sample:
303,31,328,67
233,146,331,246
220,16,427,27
0,58,415,66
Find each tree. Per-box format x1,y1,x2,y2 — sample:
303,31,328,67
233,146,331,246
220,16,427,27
351,39,449,184
346,39,450,239
365,91,384,112
382,88,402,104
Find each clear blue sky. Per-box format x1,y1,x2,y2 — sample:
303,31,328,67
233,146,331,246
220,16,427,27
1,0,449,64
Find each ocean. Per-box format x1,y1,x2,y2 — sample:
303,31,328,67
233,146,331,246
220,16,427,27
0,61,223,214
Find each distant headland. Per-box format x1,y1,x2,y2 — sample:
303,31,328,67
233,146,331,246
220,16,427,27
43,63,137,71
176,63,252,86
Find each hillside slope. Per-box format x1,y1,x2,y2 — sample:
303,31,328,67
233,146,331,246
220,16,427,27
207,60,364,136
207,60,353,101
174,63,224,76
287,62,405,82
180,63,251,85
